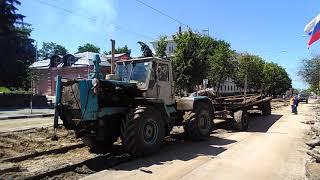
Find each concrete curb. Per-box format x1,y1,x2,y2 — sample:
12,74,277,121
0,114,54,120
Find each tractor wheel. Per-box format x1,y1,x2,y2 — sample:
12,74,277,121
262,101,271,116
232,110,249,131
183,104,213,140
122,105,165,156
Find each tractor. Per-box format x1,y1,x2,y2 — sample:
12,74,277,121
53,54,214,156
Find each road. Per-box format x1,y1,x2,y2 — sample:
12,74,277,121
0,117,57,133
83,102,312,180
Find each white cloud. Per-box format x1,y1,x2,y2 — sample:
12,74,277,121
67,0,117,33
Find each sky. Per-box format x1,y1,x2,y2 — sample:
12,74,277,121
18,0,320,89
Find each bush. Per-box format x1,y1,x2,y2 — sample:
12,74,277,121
0,87,11,93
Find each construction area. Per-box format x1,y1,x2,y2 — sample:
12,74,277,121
1,98,319,180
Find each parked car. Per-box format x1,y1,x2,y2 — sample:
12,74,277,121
298,93,309,103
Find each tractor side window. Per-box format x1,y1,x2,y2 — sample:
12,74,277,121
158,63,169,81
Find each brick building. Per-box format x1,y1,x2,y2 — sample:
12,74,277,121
30,52,128,96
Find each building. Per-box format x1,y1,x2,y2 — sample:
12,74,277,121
29,52,122,96
151,38,176,57
105,53,130,62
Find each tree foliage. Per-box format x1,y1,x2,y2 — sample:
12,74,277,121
105,45,131,57
236,53,265,91
208,40,236,93
0,0,36,89
137,41,153,57
155,36,168,58
172,30,212,92
299,56,320,93
263,62,291,95
38,42,68,59
77,43,100,53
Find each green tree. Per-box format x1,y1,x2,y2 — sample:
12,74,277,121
236,53,265,91
172,30,213,92
38,42,68,59
299,55,320,94
105,45,131,57
155,36,168,58
137,41,153,57
77,43,100,53
263,62,291,95
0,0,36,89
208,40,236,94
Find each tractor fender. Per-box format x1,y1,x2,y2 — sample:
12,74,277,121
177,96,214,116
134,97,171,124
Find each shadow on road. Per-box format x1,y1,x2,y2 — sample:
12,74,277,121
81,134,236,173
247,114,283,133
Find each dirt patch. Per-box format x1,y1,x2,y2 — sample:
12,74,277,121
271,98,289,110
0,127,81,159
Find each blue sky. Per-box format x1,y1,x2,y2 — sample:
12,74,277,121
19,0,320,89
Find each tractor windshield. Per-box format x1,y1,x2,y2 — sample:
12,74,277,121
116,61,152,89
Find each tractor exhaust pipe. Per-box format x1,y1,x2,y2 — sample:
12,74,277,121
52,75,62,141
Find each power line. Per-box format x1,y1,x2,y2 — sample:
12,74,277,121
134,0,190,28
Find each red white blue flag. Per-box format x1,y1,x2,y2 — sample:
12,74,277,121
304,14,320,48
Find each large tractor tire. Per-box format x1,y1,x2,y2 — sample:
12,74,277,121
262,101,271,116
183,104,213,140
122,105,165,156
232,110,249,131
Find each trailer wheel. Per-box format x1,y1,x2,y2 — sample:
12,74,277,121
183,104,213,140
262,101,271,116
122,105,164,156
232,110,249,131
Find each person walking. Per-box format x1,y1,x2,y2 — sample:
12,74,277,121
293,95,299,114
290,96,295,113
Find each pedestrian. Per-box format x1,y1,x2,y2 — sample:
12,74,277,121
290,95,295,113
293,95,299,114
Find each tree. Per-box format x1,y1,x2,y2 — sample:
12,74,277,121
77,43,100,53
38,42,68,59
137,41,153,57
155,36,168,58
0,0,36,90
208,40,236,94
263,62,291,95
236,53,265,91
172,30,213,92
299,55,320,94
105,45,131,57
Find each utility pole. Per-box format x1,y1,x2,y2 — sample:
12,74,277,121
30,41,38,114
110,39,115,74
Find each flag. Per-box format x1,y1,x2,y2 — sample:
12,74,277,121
304,14,320,47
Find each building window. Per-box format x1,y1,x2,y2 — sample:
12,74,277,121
231,85,233,91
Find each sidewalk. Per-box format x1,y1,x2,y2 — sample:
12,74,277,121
0,108,54,120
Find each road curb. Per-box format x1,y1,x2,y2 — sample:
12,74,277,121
0,114,54,120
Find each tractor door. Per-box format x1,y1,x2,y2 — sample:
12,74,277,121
156,62,175,105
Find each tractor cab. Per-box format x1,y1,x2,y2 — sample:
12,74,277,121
115,57,175,105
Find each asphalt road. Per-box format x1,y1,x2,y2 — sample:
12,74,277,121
82,102,312,180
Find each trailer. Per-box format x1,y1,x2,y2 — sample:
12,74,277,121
212,94,272,131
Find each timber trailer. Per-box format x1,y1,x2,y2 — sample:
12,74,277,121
52,54,272,156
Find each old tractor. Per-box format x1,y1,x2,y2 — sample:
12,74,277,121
53,54,214,156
